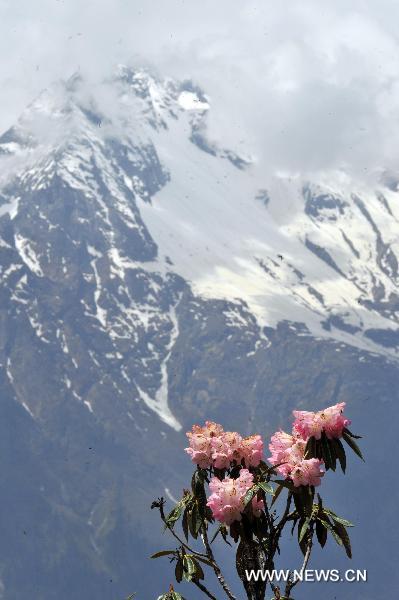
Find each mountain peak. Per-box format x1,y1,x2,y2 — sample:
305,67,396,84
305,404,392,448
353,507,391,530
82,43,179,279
1,67,399,366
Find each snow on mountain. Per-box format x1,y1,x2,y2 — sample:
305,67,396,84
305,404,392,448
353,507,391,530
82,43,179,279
138,111,399,358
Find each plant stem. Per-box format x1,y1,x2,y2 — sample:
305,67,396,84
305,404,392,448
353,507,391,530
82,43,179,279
193,580,218,600
200,525,237,600
263,494,275,535
159,503,208,559
284,528,314,598
273,493,292,553
276,493,293,533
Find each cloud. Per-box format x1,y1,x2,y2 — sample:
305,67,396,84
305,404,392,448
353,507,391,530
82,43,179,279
2,0,399,180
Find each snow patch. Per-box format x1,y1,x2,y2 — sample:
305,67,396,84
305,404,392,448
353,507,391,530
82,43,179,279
15,235,43,276
22,402,35,418
178,91,210,111
0,197,19,219
137,302,182,431
84,400,94,413
87,244,107,328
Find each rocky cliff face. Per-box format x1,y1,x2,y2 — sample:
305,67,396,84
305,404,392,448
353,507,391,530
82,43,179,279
0,67,397,599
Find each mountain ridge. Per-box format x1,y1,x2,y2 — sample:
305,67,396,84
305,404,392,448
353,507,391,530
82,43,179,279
3,66,399,364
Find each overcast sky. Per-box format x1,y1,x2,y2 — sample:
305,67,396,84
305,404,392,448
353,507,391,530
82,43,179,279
2,0,399,179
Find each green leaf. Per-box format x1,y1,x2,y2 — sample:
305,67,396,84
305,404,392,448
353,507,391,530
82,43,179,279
244,484,259,507
274,479,295,491
290,516,299,536
328,512,354,528
297,517,308,555
328,439,337,471
299,517,311,543
259,481,274,495
342,431,364,461
315,438,323,460
297,517,304,537
293,490,303,514
333,521,352,559
230,520,240,543
175,557,183,583
192,470,207,502
190,557,205,581
194,506,203,537
316,519,327,548
343,428,362,439
220,524,231,546
311,502,319,520
331,438,346,473
304,436,317,459
319,518,343,547
210,526,220,544
186,557,196,576
304,437,313,459
194,561,205,581
185,504,203,539
182,555,196,582
170,593,186,600
271,483,285,506
182,507,189,541
301,485,313,516
151,550,176,559
188,506,198,539
166,503,184,529
321,433,334,471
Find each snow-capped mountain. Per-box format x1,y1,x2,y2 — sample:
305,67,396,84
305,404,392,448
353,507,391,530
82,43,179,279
0,67,398,599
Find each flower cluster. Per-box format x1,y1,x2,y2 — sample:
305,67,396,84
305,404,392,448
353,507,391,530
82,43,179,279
268,403,350,487
206,469,264,525
293,402,351,440
185,421,263,469
268,431,324,487
184,404,351,526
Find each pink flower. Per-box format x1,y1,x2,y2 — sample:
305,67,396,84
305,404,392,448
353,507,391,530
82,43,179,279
207,469,264,525
185,422,264,470
238,434,264,467
292,410,323,440
268,430,296,466
290,458,325,487
293,402,351,440
268,430,323,486
185,421,224,468
288,438,307,462
322,403,351,439
268,431,307,474
210,432,241,469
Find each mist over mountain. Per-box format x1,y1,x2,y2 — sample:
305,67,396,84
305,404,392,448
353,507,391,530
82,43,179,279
0,67,397,599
